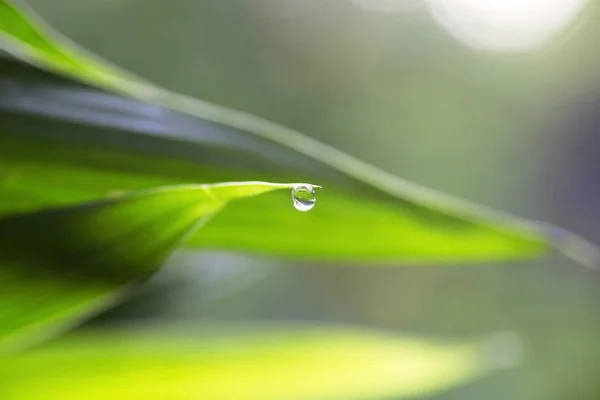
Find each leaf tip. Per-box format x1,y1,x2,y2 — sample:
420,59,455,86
546,225,600,269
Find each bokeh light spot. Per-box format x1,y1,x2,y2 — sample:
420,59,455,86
426,0,588,52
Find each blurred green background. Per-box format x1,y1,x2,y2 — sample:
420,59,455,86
6,0,600,398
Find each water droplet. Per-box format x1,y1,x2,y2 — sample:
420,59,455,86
292,184,316,212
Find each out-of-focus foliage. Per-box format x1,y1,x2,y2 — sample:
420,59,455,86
0,324,503,400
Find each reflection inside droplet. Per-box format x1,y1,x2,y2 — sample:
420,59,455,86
292,184,316,212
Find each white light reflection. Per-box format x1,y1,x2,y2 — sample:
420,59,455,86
426,0,588,52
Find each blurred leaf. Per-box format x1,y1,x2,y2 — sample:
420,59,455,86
0,0,596,266
0,324,509,400
0,181,309,352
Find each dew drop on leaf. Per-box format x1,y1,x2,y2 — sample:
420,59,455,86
292,184,316,212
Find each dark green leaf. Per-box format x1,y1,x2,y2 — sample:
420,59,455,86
0,181,308,352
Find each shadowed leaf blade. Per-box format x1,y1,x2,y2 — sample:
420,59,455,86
0,181,308,352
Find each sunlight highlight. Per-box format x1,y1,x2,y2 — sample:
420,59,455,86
426,0,588,52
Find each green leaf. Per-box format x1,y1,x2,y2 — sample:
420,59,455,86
0,324,511,400
0,181,311,353
0,0,596,266
0,134,546,263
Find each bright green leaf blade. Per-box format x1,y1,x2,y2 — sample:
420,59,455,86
0,324,510,400
0,134,547,263
0,0,596,265
0,181,308,352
